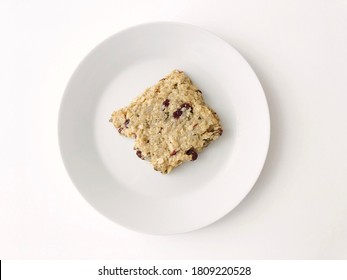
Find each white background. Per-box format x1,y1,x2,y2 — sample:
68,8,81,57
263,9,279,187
1,0,347,259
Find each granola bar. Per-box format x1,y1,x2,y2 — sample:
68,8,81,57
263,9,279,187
110,70,223,174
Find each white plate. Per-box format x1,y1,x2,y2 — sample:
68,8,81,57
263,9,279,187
59,22,270,234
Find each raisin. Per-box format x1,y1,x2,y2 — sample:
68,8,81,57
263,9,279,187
124,119,130,128
163,99,170,107
173,109,183,119
186,148,198,161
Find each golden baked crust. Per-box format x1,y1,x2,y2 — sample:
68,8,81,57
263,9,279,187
110,70,223,174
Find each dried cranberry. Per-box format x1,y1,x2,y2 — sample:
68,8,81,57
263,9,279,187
173,109,183,119
181,103,193,112
186,148,198,161
136,150,143,159
124,119,130,128
163,99,170,107
181,103,191,109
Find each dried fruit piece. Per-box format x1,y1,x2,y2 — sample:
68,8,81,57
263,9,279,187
173,109,183,119
186,148,198,161
136,150,143,159
163,99,170,107
181,103,192,111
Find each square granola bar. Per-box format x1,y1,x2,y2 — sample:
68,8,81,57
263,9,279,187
110,70,223,174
